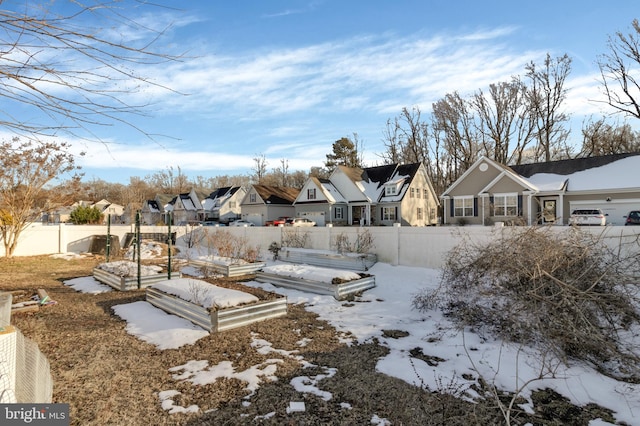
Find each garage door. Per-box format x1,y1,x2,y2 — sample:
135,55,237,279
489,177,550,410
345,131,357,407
245,213,263,226
570,200,640,226
302,212,325,226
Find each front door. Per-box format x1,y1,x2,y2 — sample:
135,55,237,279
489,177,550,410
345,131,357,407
542,199,557,223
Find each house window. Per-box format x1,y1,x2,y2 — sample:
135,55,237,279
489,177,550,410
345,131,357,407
417,208,423,220
385,185,397,196
229,201,236,208
454,197,474,217
430,208,436,221
494,194,518,216
382,207,396,221
416,188,421,198
249,193,256,203
423,189,429,200
307,188,316,200
410,188,415,198
334,207,344,219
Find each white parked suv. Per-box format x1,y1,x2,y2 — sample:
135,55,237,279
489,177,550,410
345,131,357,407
568,209,607,226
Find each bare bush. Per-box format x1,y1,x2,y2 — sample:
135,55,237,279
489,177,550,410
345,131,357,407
188,280,213,308
332,229,375,253
282,229,309,248
183,226,206,249
414,226,640,382
205,230,261,263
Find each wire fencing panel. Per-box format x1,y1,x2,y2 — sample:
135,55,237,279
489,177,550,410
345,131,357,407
14,330,53,403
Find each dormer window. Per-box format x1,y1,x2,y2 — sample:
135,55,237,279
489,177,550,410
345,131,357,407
385,185,397,196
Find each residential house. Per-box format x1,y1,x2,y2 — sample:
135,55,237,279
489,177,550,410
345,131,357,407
92,199,125,223
44,199,124,224
165,189,205,225
441,153,640,226
240,185,300,226
202,186,246,224
294,162,439,226
294,177,349,226
140,194,174,225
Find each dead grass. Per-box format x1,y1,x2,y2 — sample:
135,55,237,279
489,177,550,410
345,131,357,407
0,255,610,425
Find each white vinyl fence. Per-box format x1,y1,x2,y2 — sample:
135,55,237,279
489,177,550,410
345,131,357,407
2,223,640,269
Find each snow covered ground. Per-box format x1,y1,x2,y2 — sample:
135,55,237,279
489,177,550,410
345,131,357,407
63,255,640,425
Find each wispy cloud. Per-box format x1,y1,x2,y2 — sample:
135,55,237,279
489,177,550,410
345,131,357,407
139,27,548,121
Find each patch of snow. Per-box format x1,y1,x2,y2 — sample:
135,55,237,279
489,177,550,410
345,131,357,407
50,252,90,260
290,367,337,401
151,278,258,309
63,276,112,294
97,260,162,277
158,390,199,414
112,301,208,349
262,263,361,284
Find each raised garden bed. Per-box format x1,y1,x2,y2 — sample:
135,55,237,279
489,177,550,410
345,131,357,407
146,278,287,332
93,261,179,291
278,247,377,271
255,263,375,300
187,257,266,277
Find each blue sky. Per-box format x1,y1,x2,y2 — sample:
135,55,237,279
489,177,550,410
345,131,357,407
7,1,640,184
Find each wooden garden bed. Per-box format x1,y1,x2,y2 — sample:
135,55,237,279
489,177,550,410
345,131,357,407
279,247,377,271
255,264,375,300
145,278,287,332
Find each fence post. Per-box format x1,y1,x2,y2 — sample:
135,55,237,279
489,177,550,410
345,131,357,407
167,212,172,280
136,211,141,289
58,223,66,254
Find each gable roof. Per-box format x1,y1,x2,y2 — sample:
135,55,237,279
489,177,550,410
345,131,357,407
442,156,537,196
517,152,640,192
311,177,348,203
203,186,243,210
252,184,300,205
378,163,421,202
336,162,429,203
509,152,640,177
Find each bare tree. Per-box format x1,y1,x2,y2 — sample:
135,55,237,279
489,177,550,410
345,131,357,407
273,158,290,186
146,166,189,194
525,54,572,162
472,78,536,165
252,154,268,183
0,2,180,141
578,117,640,157
381,107,430,165
597,19,640,119
0,138,82,257
432,92,481,181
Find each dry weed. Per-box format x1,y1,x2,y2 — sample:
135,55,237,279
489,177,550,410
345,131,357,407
415,226,640,382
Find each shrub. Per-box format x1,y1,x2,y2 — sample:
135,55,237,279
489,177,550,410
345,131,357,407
414,226,640,382
69,205,103,224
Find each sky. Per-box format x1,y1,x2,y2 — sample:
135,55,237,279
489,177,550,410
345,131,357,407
60,242,640,424
5,1,640,184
